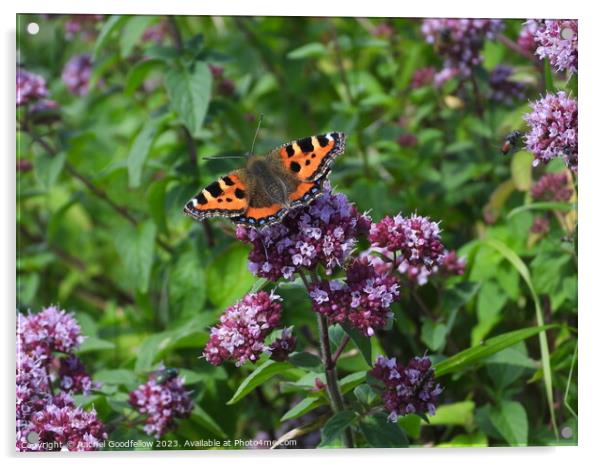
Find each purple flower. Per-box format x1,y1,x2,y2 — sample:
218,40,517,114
531,172,574,202
421,19,504,77
268,327,297,361
203,291,283,366
59,355,99,395
369,214,445,285
397,133,418,148
371,355,443,421
441,250,466,276
142,21,171,43
129,374,193,439
489,65,526,105
16,349,49,422
531,20,578,74
17,392,107,451
64,14,104,41
236,189,371,282
16,68,48,106
410,67,436,89
523,91,578,172
17,306,85,359
310,256,400,337
518,20,539,53
61,54,93,96
433,67,460,87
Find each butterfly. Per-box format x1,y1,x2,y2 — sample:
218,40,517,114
183,132,345,228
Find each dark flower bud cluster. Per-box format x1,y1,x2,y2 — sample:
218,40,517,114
209,64,236,96
440,250,466,276
203,291,283,366
129,373,193,438
371,355,443,421
268,327,297,361
531,172,573,202
62,54,93,96
489,65,526,105
16,68,49,106
310,256,400,337
236,189,371,282
421,19,504,78
369,214,445,285
523,91,577,172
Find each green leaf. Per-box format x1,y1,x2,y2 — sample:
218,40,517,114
353,383,377,406
190,406,227,438
281,396,324,422
318,410,357,447
119,16,155,58
426,401,475,427
478,237,558,438
147,178,169,235
94,16,127,60
508,201,575,218
511,151,533,191
114,220,157,293
490,400,528,446
421,319,447,352
437,432,488,447
168,249,206,318
434,325,555,377
127,118,161,189
164,62,212,137
125,59,164,97
288,352,323,370
77,336,116,353
342,323,372,366
287,42,327,60
206,243,255,309
35,151,66,189
359,412,409,448
227,360,294,405
471,280,507,345
93,369,137,387
397,414,422,439
543,58,555,91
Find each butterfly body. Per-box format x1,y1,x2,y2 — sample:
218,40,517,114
184,132,345,228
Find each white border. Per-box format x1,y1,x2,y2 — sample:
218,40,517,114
3,1,600,464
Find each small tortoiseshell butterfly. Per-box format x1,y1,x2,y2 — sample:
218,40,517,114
183,132,345,228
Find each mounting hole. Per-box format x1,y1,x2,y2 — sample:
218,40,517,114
27,22,40,35
561,426,573,439
561,28,574,40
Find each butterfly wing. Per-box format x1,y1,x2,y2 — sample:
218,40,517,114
183,172,249,222
274,132,345,182
232,178,326,228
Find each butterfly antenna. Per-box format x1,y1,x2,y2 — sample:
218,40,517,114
249,113,264,156
202,155,246,160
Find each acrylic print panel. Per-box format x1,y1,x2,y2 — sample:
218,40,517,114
16,13,578,451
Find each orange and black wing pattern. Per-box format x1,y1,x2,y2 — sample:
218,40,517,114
232,178,326,228
276,132,345,182
183,172,249,222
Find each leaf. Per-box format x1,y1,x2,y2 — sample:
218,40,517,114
397,414,422,439
35,151,66,189
426,401,475,427
127,118,161,188
119,16,155,58
93,369,137,388
94,16,127,60
318,410,357,447
190,406,227,439
168,249,206,319
281,396,324,422
508,201,575,218
511,151,533,191
77,336,116,353
543,58,555,91
471,280,507,345
164,62,212,137
125,59,164,97
421,319,447,352
490,400,528,446
287,42,327,60
353,384,378,406
114,220,157,293
227,360,294,405
478,237,558,438
437,432,488,447
434,325,555,377
359,412,409,448
288,352,323,370
206,243,255,309
147,178,169,235
342,323,372,366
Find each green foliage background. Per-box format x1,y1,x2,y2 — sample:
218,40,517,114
17,15,577,449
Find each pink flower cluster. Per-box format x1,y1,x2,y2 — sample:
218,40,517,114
528,19,578,74
203,291,283,366
531,172,574,202
523,91,577,172
236,189,371,282
371,355,443,421
62,53,93,96
129,374,193,438
518,20,539,53
421,19,504,78
369,214,445,285
310,256,400,337
16,68,48,106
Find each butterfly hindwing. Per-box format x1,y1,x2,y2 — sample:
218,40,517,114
183,172,249,221
276,132,345,182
